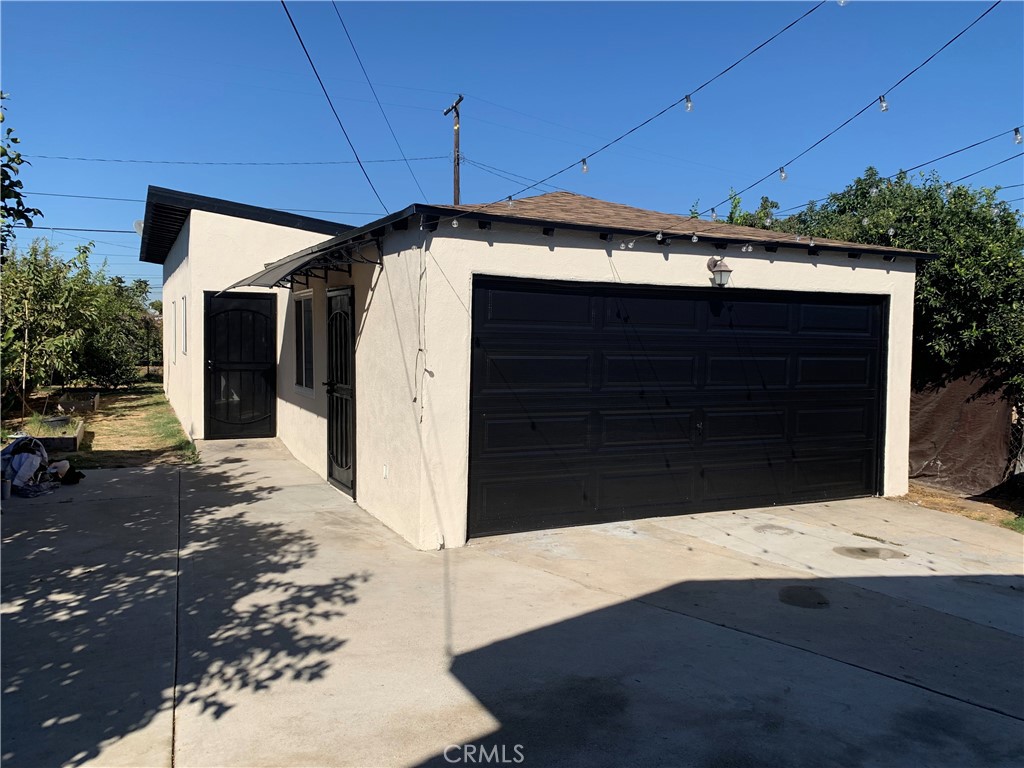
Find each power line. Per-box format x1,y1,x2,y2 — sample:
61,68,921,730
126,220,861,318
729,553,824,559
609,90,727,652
332,1,427,201
950,152,1023,184
14,225,135,233
702,0,1005,216
462,157,567,193
23,154,446,166
773,126,1024,215
280,0,388,213
23,190,381,216
496,1,829,202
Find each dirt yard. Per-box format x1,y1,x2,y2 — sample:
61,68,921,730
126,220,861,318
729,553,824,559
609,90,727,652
899,481,1023,533
4,381,197,469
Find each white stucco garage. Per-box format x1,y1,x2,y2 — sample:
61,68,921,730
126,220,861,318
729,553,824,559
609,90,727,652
140,186,932,550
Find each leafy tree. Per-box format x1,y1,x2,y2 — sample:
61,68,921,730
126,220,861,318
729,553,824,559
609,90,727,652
1,92,43,255
739,168,1024,399
0,240,99,404
80,277,151,388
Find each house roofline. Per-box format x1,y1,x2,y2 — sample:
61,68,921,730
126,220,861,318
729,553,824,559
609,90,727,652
138,186,355,265
289,203,938,262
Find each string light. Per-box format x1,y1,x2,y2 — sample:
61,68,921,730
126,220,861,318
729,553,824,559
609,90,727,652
685,95,693,112
507,196,513,208
692,234,699,243
870,186,879,197
1015,128,1023,145
700,1,1003,219
451,219,459,228
879,95,889,112
887,227,896,237
581,158,589,173
779,167,788,181
711,208,718,221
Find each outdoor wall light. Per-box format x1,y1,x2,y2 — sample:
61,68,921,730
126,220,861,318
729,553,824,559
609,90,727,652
707,255,732,287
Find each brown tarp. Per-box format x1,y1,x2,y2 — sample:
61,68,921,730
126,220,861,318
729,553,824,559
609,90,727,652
909,377,1014,495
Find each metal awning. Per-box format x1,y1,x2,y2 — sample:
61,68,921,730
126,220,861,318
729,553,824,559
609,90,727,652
222,236,383,292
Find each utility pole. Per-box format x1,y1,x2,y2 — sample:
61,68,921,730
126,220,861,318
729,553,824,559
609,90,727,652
443,95,463,205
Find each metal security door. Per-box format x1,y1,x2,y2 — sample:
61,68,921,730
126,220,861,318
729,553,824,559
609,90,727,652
205,292,276,439
326,289,355,494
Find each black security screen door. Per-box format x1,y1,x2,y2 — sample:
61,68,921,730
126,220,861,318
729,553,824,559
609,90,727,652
468,277,886,537
327,289,355,494
205,292,276,439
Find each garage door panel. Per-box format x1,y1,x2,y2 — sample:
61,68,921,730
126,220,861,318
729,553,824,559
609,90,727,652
598,410,693,448
482,288,593,328
705,355,790,389
602,294,698,330
702,461,789,503
483,354,592,390
798,304,875,335
468,278,885,537
796,355,874,388
706,300,791,333
795,405,871,440
598,467,695,510
479,413,590,456
602,353,697,389
703,407,787,445
793,452,872,494
475,473,592,533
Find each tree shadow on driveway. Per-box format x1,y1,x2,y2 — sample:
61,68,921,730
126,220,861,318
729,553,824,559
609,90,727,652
2,462,368,767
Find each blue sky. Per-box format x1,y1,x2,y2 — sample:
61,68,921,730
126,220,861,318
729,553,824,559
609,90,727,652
3,1,1022,299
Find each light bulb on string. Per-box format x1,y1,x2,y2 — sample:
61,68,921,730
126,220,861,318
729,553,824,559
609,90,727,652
878,95,889,113
691,234,699,243
779,167,788,182
1015,128,1023,145
710,208,718,221
685,95,693,112
507,197,513,208
451,219,459,228
870,187,879,197
887,227,895,237
581,158,589,174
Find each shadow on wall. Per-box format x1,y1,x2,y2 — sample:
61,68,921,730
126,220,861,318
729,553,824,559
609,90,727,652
1,460,369,768
418,574,1024,768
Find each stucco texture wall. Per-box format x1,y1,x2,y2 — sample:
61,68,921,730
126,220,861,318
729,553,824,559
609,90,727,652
160,210,336,440
409,225,916,548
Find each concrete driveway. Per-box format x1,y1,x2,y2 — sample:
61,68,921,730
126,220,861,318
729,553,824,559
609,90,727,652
3,439,1022,768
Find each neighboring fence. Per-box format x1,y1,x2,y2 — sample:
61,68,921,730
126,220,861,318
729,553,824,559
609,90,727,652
909,377,1020,496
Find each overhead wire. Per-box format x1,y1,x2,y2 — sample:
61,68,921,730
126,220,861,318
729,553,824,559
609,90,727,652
773,126,1024,215
23,190,381,216
280,0,389,212
494,1,828,202
431,0,829,229
331,1,427,200
949,152,1023,184
702,0,1005,216
23,154,446,166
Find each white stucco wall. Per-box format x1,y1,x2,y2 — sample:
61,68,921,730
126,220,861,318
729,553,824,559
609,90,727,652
410,225,916,548
160,210,336,440
165,214,916,551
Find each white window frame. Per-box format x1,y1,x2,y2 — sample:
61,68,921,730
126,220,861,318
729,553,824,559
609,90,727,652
181,295,188,355
172,300,177,364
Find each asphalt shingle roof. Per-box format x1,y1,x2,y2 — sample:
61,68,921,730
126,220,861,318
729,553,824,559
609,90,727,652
431,191,933,258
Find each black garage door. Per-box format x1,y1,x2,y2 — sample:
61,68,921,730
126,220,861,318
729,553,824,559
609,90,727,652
468,277,886,537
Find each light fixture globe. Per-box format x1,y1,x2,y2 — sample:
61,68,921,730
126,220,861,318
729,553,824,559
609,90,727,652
707,255,732,287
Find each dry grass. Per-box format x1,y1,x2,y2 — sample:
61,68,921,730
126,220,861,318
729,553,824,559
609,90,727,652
899,481,1023,534
35,382,198,469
